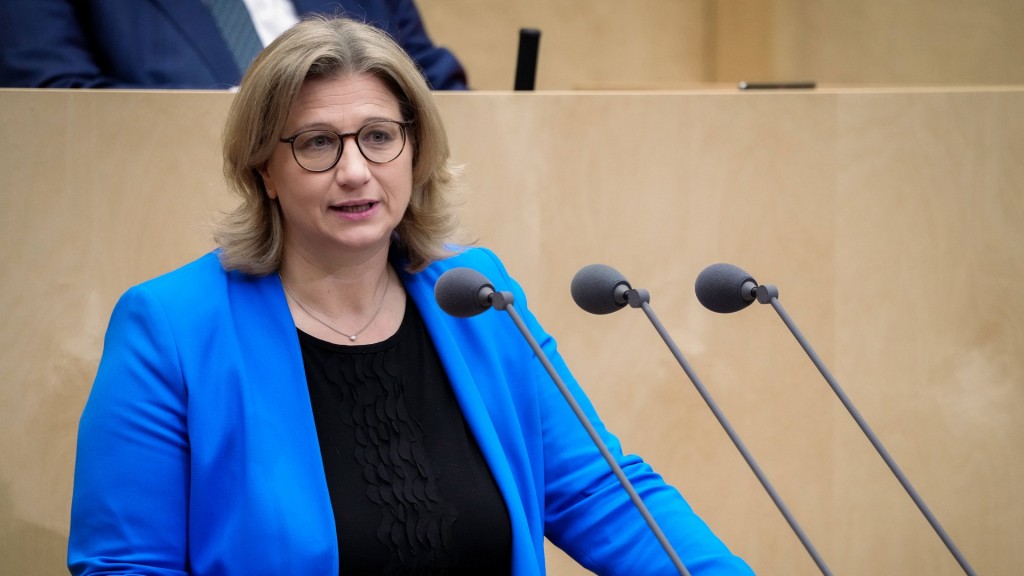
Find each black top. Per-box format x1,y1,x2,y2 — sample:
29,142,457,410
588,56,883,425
298,300,512,576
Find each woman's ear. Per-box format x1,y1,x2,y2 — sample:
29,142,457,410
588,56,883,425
256,166,276,199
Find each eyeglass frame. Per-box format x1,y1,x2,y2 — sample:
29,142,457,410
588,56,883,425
277,119,414,172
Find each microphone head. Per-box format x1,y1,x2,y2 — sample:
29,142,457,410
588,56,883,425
571,264,631,315
434,267,495,318
695,263,757,313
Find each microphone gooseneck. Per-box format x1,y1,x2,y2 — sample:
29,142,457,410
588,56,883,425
435,267,692,576
694,263,757,314
575,264,834,576
700,263,977,576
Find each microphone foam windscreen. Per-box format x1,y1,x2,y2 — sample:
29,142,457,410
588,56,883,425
571,264,629,315
695,263,757,314
434,267,494,317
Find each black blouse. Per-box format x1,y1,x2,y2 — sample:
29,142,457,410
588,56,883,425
298,300,512,576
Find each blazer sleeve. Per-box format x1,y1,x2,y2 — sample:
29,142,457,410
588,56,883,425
68,285,190,575
478,250,754,575
379,0,468,90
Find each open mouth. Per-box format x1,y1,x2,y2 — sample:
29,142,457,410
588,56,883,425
332,201,377,213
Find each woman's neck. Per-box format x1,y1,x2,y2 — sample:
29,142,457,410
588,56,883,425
280,250,391,308
277,244,406,345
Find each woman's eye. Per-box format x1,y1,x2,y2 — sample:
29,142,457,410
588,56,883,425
362,130,392,146
297,133,336,151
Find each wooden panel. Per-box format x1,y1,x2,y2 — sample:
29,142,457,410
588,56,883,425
710,0,1024,85
417,0,709,90
418,0,1024,88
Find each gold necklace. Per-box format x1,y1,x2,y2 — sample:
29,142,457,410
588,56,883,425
280,269,391,342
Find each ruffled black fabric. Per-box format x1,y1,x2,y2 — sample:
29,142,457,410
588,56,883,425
324,348,458,573
299,301,512,575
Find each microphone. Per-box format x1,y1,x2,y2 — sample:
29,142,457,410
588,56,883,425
572,264,834,576
570,263,633,314
434,267,692,576
434,267,502,317
513,28,541,91
694,263,757,314
695,263,977,576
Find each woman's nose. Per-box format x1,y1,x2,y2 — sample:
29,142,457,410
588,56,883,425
333,136,371,184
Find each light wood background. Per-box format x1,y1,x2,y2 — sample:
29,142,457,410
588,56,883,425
1,86,1021,575
418,0,1024,90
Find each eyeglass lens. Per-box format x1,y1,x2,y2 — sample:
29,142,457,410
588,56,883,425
290,121,407,171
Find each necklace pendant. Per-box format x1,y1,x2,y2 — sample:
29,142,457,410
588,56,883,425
279,269,390,346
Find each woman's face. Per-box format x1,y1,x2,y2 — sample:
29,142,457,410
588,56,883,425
261,72,414,264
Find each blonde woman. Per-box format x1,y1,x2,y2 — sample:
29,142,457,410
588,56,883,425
68,17,752,576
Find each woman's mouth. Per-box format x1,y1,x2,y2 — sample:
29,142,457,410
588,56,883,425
333,201,377,213
329,201,380,221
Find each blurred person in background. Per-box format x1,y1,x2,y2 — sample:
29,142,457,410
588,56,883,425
0,0,467,90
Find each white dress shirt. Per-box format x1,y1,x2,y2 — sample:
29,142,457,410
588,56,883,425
241,0,301,46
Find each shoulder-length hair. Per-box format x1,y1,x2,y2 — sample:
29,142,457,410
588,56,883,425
214,16,460,275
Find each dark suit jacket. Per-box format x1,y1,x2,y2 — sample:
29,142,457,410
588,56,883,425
0,0,467,89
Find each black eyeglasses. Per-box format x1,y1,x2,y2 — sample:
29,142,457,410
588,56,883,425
278,120,412,172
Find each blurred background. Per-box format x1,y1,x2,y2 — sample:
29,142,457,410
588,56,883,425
419,0,1024,90
2,1,1022,575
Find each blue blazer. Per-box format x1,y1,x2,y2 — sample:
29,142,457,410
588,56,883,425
68,247,752,575
0,0,467,89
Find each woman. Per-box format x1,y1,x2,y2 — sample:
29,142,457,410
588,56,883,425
68,16,753,576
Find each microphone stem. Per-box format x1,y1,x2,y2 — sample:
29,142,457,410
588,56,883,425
640,301,834,576
500,302,691,576
767,296,977,576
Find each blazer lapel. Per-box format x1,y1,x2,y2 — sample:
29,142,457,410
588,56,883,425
224,271,339,569
402,264,542,576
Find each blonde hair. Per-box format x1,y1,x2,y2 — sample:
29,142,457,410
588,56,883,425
214,16,460,275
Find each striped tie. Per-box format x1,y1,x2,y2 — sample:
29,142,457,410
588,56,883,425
204,0,264,75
